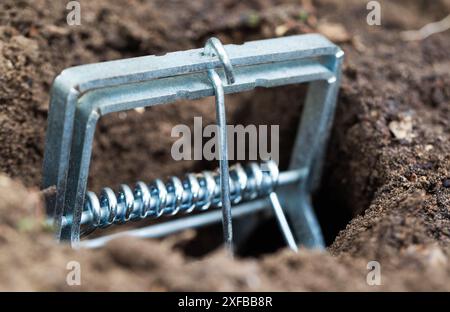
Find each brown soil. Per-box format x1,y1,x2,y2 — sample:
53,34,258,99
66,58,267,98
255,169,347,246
0,0,450,290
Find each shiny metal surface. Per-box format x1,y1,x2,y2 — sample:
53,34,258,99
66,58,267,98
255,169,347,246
42,34,343,249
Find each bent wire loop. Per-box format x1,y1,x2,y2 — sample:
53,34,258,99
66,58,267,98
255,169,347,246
42,34,344,249
204,38,234,255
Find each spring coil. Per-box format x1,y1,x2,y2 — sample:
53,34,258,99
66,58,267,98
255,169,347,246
83,161,279,232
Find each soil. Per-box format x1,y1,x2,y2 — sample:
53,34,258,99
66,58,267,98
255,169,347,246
0,0,450,290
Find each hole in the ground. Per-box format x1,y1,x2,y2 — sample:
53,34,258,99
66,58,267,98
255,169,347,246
88,85,354,257
237,217,286,257
313,170,354,246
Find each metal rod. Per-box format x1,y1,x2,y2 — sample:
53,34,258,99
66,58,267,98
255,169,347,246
73,168,306,249
77,198,269,249
269,192,298,252
203,37,236,84
207,69,234,256
60,168,307,228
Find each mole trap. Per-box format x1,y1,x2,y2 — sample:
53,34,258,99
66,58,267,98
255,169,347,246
42,34,343,254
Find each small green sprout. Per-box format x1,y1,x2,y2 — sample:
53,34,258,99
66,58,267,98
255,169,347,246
246,11,261,28
297,10,309,23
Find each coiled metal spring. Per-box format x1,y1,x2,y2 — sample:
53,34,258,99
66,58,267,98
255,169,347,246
82,161,279,233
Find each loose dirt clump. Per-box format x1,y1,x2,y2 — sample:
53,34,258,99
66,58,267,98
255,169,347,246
0,0,450,290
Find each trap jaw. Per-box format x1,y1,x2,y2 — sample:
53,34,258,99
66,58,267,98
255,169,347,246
42,34,343,250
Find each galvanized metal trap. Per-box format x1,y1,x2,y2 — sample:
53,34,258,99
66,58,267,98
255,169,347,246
42,34,343,252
